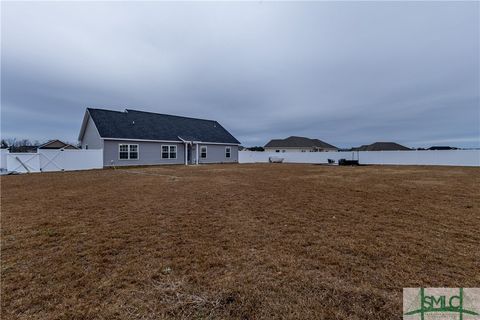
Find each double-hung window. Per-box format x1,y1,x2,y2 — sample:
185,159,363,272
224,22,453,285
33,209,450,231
225,146,231,158
129,145,138,159
119,144,139,160
200,146,207,158
161,145,177,159
161,146,169,159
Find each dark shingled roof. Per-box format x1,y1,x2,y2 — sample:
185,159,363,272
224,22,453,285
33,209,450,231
38,139,78,149
353,142,410,151
86,108,240,144
264,136,338,149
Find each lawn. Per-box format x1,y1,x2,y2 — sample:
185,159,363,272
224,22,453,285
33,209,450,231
1,164,479,319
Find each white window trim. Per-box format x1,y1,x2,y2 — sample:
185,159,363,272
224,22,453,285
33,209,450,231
225,146,231,158
118,144,139,160
161,144,177,159
200,146,207,159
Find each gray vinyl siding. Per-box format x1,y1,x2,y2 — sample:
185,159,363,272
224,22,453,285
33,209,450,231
103,141,237,166
103,140,185,167
81,117,104,149
197,144,238,164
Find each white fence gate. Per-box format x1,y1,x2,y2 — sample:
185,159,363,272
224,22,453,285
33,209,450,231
4,149,103,173
6,153,41,172
239,150,480,167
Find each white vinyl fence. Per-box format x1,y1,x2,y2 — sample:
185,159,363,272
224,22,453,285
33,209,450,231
3,149,103,173
239,150,480,167
0,149,8,170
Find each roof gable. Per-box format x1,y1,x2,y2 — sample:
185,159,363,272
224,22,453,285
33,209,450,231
354,142,410,151
82,108,240,144
265,136,337,149
38,139,78,149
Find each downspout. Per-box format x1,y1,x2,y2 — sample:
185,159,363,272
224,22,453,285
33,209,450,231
184,143,188,165
196,143,199,165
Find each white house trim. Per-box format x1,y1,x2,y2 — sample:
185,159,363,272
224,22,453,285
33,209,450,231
177,136,191,165
104,137,182,144
78,109,104,149
77,110,90,141
78,109,101,142
191,141,240,146
102,137,240,145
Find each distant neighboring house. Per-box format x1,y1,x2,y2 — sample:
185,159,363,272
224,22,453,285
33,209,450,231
264,136,338,153
38,139,78,150
8,139,78,153
352,142,410,151
428,146,458,150
78,108,240,166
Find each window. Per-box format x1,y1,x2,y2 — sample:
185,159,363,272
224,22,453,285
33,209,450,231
162,146,169,159
161,145,177,159
200,146,207,158
225,146,231,158
276,150,280,153
119,144,129,159
119,144,138,160
129,145,138,159
169,145,177,159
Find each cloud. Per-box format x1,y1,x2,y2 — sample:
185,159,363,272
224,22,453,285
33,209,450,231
1,1,479,148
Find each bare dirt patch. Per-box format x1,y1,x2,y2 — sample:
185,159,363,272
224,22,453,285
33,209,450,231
1,164,479,319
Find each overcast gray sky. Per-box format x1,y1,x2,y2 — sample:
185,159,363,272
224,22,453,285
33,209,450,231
1,1,479,148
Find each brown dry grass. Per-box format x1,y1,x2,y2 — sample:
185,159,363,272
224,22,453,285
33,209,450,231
1,164,479,319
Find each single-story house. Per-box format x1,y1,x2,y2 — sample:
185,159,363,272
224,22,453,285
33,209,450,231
351,142,410,151
264,136,338,153
38,139,78,150
78,108,240,166
8,139,77,153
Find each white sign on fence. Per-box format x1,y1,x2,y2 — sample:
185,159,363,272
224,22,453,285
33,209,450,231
239,150,480,167
4,149,103,173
